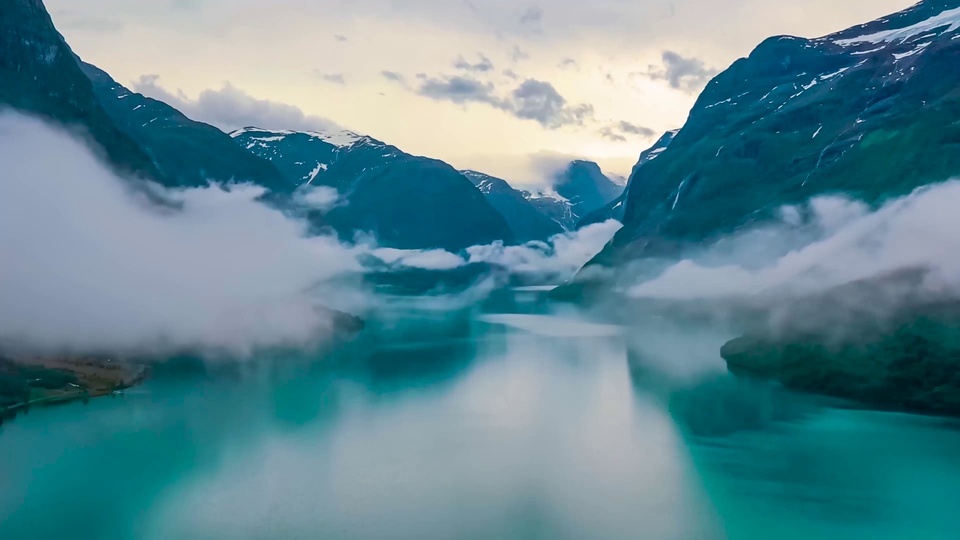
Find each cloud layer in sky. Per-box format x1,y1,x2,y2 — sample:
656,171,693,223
134,75,341,133
414,75,594,129
48,0,913,181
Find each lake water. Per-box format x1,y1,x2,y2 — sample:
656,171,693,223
3,295,960,539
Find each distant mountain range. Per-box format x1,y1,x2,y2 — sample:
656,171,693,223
459,170,565,242
232,127,515,250
1,0,625,251
462,161,626,238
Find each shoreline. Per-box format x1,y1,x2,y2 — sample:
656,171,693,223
0,357,150,422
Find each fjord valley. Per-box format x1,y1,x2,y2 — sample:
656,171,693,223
5,0,960,538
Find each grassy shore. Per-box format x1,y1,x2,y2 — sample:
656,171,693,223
0,356,148,420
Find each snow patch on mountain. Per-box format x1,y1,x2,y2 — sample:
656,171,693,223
834,6,960,46
230,127,364,149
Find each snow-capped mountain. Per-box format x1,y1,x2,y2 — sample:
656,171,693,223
232,128,515,250
521,188,577,230
460,170,565,241
230,127,382,188
589,0,960,267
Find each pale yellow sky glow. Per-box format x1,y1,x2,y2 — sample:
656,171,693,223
48,0,912,184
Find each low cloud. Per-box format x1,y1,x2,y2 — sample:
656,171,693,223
416,76,593,129
0,112,360,356
373,220,622,281
641,51,719,93
467,220,621,278
626,182,960,335
333,34,348,42
372,248,467,271
294,186,343,212
557,57,578,70
453,54,494,73
133,75,340,133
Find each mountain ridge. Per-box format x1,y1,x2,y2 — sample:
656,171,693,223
232,127,516,250
584,0,960,271
0,0,167,183
79,63,294,191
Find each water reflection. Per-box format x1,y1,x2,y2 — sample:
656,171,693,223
2,297,960,539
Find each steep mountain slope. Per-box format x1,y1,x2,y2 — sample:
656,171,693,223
521,191,576,230
79,62,294,192
232,128,515,250
0,0,165,182
593,0,960,267
552,160,624,223
578,129,679,227
461,170,565,242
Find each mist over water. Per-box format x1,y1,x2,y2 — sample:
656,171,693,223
628,182,960,308
4,294,960,540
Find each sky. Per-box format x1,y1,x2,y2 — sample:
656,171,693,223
47,0,911,184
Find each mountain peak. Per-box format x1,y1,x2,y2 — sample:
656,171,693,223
825,2,960,46
230,126,369,149
551,160,624,221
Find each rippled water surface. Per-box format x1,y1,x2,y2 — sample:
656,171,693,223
3,297,960,539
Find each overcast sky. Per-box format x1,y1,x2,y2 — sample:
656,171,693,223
47,0,911,183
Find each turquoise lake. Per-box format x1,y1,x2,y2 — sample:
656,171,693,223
3,296,960,539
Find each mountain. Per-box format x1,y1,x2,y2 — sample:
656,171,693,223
590,0,960,268
78,62,294,192
232,128,515,250
521,190,576,230
0,0,165,182
579,0,960,417
460,170,565,242
551,160,625,223
577,129,679,227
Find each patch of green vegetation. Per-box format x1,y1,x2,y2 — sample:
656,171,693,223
722,316,960,416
